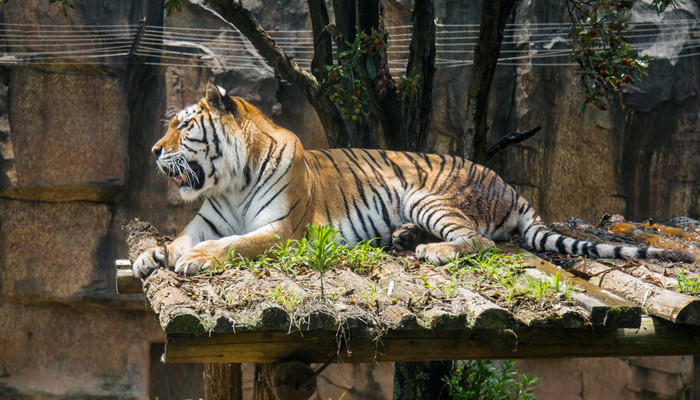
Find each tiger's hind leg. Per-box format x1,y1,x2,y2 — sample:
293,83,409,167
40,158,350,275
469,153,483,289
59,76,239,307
401,209,495,264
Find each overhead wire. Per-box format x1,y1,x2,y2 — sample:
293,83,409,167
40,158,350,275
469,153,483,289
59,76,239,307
0,20,698,69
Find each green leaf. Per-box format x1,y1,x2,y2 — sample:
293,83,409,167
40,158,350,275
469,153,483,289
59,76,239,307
365,57,377,79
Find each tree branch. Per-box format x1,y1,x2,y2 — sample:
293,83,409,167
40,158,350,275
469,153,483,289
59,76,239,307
485,125,541,161
207,0,350,147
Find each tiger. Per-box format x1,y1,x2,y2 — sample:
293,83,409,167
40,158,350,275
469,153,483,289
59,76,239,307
132,83,695,279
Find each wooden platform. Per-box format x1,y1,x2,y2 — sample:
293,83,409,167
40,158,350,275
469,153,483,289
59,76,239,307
117,217,700,364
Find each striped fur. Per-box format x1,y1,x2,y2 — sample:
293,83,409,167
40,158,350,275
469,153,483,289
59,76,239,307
132,84,694,278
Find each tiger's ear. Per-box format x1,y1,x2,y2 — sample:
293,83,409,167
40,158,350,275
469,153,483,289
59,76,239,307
205,82,227,110
205,83,238,115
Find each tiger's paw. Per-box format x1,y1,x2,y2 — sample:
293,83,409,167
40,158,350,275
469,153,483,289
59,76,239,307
133,245,185,279
391,223,438,251
415,243,460,265
174,242,219,275
415,237,496,265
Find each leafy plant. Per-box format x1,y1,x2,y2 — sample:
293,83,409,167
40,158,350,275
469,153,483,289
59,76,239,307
322,27,387,121
442,359,540,400
305,224,341,296
568,0,684,113
455,249,526,306
269,284,302,312
342,238,385,274
676,267,700,296
524,271,574,302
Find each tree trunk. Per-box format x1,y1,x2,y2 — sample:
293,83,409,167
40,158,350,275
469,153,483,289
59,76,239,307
402,0,435,152
462,0,517,163
393,361,452,400
205,363,243,400
308,0,332,79
332,0,356,40
349,0,404,150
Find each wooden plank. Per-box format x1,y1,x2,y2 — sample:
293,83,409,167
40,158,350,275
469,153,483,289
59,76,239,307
164,316,700,364
567,260,700,325
498,243,641,328
115,259,143,294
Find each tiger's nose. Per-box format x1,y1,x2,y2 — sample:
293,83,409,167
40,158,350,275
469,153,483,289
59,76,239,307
152,145,162,158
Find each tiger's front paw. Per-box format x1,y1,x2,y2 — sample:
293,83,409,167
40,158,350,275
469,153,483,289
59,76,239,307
133,249,160,279
132,244,185,279
174,242,218,275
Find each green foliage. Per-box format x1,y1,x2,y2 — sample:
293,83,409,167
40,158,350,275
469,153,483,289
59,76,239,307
322,27,387,121
269,283,302,312
48,0,74,15
305,224,341,295
676,267,700,296
452,248,527,306
397,70,422,98
342,238,385,274
442,359,540,400
443,248,574,307
568,0,683,113
217,225,385,298
524,271,575,301
164,0,195,16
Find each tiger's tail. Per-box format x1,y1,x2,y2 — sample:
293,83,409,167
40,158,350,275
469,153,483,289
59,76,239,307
515,200,695,264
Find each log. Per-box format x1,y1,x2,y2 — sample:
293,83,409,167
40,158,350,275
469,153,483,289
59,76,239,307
122,218,169,262
499,243,641,328
412,264,517,329
568,260,700,325
513,305,585,328
455,287,517,329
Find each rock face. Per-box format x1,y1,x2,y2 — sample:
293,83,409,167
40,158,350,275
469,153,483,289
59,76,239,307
0,0,698,399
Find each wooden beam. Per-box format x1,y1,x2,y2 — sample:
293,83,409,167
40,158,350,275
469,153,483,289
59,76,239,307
164,316,700,364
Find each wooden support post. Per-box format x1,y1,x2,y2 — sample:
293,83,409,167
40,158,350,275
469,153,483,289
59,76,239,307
393,361,451,400
205,363,243,400
253,361,317,400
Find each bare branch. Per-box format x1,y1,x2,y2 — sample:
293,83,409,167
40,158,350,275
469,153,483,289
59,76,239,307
485,126,542,161
207,0,350,147
207,0,320,99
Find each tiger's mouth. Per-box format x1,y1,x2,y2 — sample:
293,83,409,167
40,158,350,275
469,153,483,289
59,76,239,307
170,161,205,190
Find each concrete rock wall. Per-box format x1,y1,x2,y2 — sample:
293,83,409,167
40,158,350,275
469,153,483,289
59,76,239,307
0,1,171,399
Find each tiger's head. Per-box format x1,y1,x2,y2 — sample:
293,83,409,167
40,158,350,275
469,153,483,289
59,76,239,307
152,83,247,201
